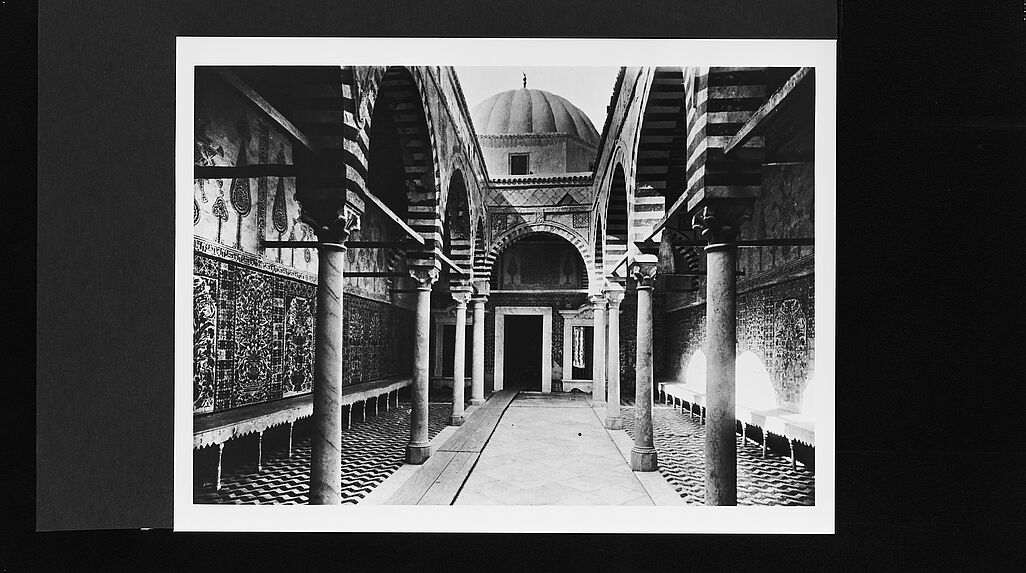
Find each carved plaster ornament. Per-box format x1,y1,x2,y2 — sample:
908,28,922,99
692,203,753,246
409,266,440,288
299,206,361,245
631,259,658,288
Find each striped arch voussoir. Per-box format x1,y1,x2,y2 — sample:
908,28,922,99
483,222,595,287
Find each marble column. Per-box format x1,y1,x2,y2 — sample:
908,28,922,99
469,294,487,406
407,267,439,464
603,283,625,429
450,288,472,425
630,258,658,471
694,203,752,505
304,209,359,505
590,294,607,405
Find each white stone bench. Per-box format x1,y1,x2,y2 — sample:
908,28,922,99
658,380,707,423
658,351,815,470
735,365,815,470
193,375,413,489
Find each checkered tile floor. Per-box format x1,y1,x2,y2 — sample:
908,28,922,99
194,401,451,505
620,404,815,505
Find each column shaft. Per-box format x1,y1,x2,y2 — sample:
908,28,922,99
705,244,738,505
591,299,607,404
309,245,345,504
631,284,658,471
451,301,467,425
406,284,433,464
470,298,486,405
604,300,622,429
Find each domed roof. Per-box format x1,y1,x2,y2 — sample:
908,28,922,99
472,88,600,146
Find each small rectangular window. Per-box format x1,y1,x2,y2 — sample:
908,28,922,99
509,153,529,175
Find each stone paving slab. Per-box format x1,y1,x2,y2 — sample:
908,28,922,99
453,394,654,506
597,406,686,506
385,391,517,505
438,390,519,453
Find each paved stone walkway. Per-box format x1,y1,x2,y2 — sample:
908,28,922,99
452,393,656,505
193,401,451,505
621,404,815,505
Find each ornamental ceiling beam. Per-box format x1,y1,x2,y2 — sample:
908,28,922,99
359,185,426,247
436,251,470,276
723,67,812,156
216,69,319,157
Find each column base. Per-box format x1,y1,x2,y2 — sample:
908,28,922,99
704,492,738,506
469,398,486,406
449,414,466,426
631,447,658,472
603,416,623,430
406,443,431,465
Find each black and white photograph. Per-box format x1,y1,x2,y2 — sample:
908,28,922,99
176,38,835,533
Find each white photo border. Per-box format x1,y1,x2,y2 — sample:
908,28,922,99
175,37,836,533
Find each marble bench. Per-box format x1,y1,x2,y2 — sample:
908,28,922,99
194,375,413,489
658,377,816,470
658,380,707,423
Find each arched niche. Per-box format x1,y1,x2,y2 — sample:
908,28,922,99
490,231,589,291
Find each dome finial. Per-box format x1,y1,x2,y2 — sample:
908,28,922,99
522,72,527,89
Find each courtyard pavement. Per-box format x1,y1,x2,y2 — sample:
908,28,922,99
452,392,661,505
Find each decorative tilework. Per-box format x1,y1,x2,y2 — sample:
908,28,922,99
343,294,414,386
194,252,416,413
487,185,592,207
194,252,315,413
658,273,814,409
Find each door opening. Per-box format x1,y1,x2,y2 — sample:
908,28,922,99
503,315,543,391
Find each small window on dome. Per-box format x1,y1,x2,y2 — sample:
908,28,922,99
509,153,529,175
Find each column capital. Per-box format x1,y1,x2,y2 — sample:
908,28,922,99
630,254,658,288
472,279,491,298
300,203,361,245
450,288,473,306
691,202,754,247
589,293,608,308
409,267,439,289
603,282,626,307
470,294,488,306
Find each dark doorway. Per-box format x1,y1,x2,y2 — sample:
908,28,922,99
503,315,543,391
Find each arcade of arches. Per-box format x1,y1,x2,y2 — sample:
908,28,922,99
192,66,817,506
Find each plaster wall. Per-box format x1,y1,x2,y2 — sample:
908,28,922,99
566,138,599,172
479,135,568,175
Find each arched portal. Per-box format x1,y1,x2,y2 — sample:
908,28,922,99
366,67,438,273
488,231,590,394
604,163,629,277
472,218,488,283
443,170,472,280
